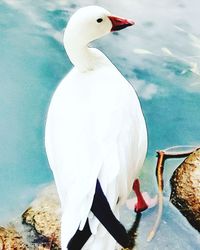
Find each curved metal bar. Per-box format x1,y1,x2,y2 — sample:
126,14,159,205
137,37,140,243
147,145,199,242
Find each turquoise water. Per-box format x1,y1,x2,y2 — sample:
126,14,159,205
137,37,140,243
0,0,200,248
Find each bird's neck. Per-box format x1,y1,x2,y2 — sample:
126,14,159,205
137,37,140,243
66,44,96,72
67,46,95,72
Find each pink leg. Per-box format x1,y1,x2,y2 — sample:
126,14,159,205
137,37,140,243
132,179,148,212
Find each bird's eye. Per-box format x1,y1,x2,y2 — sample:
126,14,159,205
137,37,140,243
97,18,103,23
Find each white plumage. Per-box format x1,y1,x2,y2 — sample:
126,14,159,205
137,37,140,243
45,6,147,249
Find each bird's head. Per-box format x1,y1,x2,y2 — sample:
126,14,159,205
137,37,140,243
64,6,134,47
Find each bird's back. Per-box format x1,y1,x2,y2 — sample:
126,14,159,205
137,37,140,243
45,60,147,248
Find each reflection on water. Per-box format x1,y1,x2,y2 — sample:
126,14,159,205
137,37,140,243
0,0,200,248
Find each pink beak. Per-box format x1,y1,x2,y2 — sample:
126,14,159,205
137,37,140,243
108,15,135,32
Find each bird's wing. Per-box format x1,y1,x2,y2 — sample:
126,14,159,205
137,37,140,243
45,66,147,246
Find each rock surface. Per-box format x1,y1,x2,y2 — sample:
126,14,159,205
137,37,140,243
170,148,200,232
0,184,61,250
0,226,27,250
22,184,61,249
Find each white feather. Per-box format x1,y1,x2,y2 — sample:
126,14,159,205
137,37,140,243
45,6,147,249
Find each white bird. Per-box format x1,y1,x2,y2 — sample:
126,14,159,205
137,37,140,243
45,6,147,250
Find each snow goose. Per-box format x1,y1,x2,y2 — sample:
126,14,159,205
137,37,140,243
45,5,148,249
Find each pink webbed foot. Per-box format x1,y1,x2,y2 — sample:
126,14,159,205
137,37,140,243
126,179,158,212
126,192,158,211
132,179,148,212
